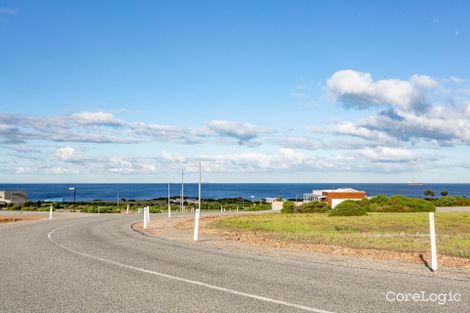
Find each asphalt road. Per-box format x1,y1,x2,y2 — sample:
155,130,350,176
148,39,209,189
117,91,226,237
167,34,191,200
1,213,468,313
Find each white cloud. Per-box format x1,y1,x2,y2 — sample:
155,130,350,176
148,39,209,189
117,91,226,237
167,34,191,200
0,112,265,147
15,167,32,174
449,76,466,83
161,150,186,163
56,147,78,162
45,167,70,175
71,111,124,126
327,70,433,112
107,157,159,174
207,120,263,146
357,147,418,163
410,75,438,89
333,121,397,144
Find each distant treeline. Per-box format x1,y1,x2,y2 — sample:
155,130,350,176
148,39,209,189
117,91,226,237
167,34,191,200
1,197,270,213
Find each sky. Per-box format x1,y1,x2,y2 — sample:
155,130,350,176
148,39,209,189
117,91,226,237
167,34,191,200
1,0,470,183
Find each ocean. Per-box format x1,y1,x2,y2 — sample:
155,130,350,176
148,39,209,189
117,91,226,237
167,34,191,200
0,183,469,202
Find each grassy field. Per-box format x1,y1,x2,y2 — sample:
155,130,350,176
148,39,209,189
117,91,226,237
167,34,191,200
212,212,470,258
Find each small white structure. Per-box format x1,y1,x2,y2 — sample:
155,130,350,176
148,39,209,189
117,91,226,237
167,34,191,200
271,200,284,211
0,191,27,206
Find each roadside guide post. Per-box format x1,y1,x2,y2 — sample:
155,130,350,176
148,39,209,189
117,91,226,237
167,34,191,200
49,205,53,220
168,182,171,218
429,212,438,271
143,207,148,229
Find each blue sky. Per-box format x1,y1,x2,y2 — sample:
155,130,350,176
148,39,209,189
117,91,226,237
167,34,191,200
1,0,470,183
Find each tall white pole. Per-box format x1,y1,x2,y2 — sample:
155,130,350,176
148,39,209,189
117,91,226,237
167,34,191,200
146,206,150,222
126,203,129,214
429,212,438,271
181,168,184,213
168,182,171,218
49,205,53,220
193,162,201,241
143,207,148,229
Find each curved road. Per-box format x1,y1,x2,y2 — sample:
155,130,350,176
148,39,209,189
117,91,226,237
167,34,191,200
1,214,468,313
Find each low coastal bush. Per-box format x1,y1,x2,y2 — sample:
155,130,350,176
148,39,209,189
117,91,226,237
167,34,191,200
363,195,435,212
329,201,367,216
149,206,163,213
281,201,294,213
297,201,329,213
80,206,121,213
244,203,271,211
432,196,470,207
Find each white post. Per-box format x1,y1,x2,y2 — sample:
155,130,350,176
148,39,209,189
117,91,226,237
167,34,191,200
429,212,438,271
143,207,148,229
146,206,150,222
126,204,129,215
49,205,53,220
220,205,223,213
194,161,201,241
168,182,171,218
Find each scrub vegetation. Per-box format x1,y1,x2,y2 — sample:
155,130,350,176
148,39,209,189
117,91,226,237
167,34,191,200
1,198,269,213
213,212,470,258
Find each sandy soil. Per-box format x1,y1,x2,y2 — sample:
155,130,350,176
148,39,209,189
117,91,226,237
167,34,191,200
0,216,45,224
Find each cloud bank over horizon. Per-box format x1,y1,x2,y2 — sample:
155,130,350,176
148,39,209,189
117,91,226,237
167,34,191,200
1,69,470,182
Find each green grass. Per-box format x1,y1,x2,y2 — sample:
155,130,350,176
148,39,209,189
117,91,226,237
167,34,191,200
212,212,470,258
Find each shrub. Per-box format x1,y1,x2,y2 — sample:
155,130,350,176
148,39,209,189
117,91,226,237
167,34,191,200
202,201,221,211
365,195,435,212
244,203,270,211
80,206,121,213
297,201,329,213
23,201,34,207
281,201,294,213
149,206,162,213
424,189,435,199
329,201,367,216
433,196,470,207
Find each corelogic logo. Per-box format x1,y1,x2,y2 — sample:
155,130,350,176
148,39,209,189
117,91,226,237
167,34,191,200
386,291,461,305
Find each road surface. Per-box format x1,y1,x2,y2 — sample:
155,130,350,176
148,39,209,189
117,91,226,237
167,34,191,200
1,213,468,313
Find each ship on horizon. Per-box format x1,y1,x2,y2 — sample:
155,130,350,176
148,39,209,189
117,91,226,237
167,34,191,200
407,182,424,186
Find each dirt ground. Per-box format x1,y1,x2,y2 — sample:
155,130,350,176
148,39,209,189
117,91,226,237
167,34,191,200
0,216,45,224
136,214,470,272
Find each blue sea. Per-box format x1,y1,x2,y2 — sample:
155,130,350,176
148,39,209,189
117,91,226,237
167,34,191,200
0,183,469,202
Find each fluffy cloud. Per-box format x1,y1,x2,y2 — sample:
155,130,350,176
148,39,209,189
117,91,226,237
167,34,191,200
342,106,470,146
56,147,79,162
329,70,470,146
207,120,263,146
327,70,436,112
